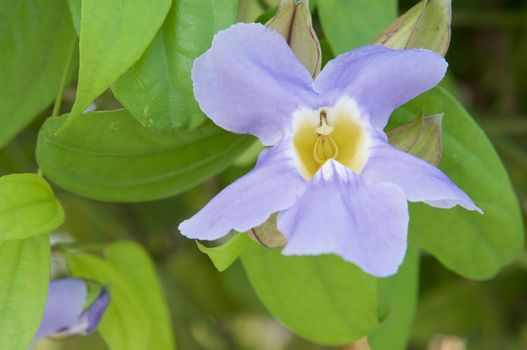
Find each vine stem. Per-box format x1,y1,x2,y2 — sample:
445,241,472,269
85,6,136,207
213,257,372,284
51,31,77,117
38,30,77,176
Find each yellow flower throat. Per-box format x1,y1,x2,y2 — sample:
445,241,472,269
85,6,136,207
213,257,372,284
292,99,369,180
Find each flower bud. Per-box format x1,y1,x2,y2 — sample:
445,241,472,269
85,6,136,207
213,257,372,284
267,0,321,77
250,214,286,249
388,113,444,165
373,0,451,56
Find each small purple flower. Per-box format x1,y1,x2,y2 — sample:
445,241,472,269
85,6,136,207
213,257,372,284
33,278,109,345
179,23,482,277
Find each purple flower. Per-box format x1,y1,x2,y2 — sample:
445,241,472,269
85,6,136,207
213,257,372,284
179,23,481,277
33,278,109,345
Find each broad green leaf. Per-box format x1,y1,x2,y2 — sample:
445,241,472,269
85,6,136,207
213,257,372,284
66,251,150,350
388,114,443,165
67,0,81,34
373,0,452,56
391,87,524,279
103,241,175,350
369,246,419,350
36,109,253,202
67,0,171,122
241,241,378,345
113,0,238,130
0,0,76,148
0,236,50,350
266,0,321,77
0,174,64,240
317,0,397,54
197,234,252,272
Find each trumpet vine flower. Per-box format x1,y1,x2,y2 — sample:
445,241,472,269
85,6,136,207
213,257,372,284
33,279,109,346
179,23,481,277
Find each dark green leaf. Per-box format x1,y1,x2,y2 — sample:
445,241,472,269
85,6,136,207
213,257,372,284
113,0,238,130
0,236,50,350
391,87,524,279
0,0,76,148
36,109,253,202
241,241,378,345
317,0,397,54
0,174,64,240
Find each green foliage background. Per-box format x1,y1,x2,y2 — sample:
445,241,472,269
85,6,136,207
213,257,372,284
0,0,526,349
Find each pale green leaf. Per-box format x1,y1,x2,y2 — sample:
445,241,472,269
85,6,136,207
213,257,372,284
0,236,50,350
317,0,397,54
103,241,175,350
391,87,524,279
68,0,171,120
0,0,76,148
0,174,64,240
241,241,378,345
36,109,253,202
113,0,238,130
66,252,150,350
197,234,252,272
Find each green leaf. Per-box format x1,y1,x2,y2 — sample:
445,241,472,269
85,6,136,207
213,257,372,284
369,246,419,350
0,0,76,148
317,0,397,54
67,0,81,35
103,241,175,350
68,0,171,121
113,0,238,130
241,241,378,345
266,0,321,77
0,174,64,240
388,114,443,165
197,234,252,272
391,87,524,279
66,241,175,350
36,109,253,202
0,236,50,350
66,251,150,350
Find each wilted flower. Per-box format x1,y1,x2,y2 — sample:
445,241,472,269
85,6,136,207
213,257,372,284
179,23,481,277
33,278,109,346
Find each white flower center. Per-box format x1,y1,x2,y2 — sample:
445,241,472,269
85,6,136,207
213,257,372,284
291,97,370,180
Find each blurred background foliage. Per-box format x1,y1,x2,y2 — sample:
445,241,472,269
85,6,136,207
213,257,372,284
2,0,524,349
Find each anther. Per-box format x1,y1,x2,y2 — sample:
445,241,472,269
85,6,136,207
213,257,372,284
316,110,334,136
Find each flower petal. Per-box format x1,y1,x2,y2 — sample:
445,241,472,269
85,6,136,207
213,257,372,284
179,143,307,240
278,160,409,277
363,140,482,212
192,23,317,146
34,279,87,342
313,45,447,129
73,288,110,335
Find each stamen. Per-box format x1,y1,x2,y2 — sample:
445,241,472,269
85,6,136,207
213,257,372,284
313,135,339,164
316,110,334,135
